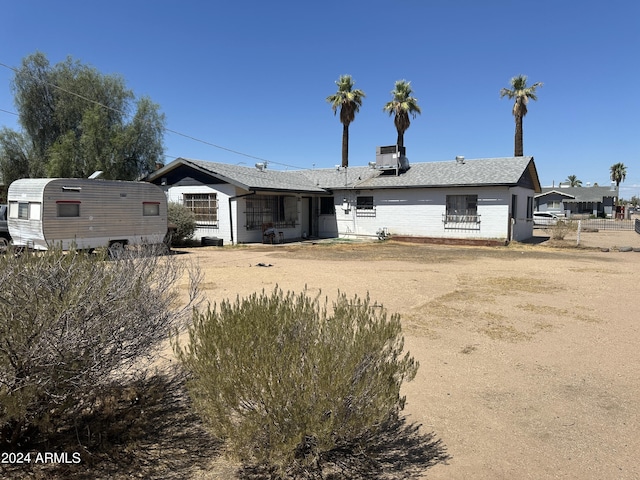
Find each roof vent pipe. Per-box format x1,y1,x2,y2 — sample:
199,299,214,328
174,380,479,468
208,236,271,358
455,156,465,164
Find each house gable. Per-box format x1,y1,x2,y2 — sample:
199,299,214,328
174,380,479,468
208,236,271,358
518,159,541,192
535,189,575,199
149,163,229,187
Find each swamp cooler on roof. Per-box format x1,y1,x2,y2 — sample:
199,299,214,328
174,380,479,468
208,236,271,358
375,145,410,174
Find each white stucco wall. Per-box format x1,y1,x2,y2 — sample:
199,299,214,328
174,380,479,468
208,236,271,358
331,186,533,242
164,182,535,245
509,186,535,242
165,183,235,243
165,183,309,244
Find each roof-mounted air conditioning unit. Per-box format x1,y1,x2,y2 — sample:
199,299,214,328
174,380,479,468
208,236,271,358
375,145,409,175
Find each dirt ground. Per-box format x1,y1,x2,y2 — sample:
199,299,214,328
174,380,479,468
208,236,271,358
171,228,640,480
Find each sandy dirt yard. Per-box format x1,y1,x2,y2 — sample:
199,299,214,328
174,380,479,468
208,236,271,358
172,228,640,480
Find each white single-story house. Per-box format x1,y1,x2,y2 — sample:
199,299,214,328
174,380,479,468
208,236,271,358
145,155,541,245
535,185,618,218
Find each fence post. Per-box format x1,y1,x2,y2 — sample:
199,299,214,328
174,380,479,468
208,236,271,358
577,220,581,246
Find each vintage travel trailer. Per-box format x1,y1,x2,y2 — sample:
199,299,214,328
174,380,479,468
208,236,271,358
7,178,168,252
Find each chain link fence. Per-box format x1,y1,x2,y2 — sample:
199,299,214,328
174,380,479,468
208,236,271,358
577,219,636,231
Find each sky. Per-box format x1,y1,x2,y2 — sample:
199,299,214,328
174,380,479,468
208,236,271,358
1,0,639,197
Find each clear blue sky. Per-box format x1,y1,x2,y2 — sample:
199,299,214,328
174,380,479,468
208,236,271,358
1,0,639,197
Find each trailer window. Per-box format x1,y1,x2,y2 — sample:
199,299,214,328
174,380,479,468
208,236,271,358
10,202,42,220
57,202,80,218
30,203,42,220
18,202,29,219
143,202,160,216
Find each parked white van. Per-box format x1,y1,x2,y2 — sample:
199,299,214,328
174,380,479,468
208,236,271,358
7,178,168,252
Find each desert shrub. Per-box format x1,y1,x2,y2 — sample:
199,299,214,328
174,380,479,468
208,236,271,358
168,201,196,245
0,247,201,449
551,219,577,240
174,288,418,476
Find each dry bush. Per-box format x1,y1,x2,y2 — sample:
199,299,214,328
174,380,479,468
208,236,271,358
0,247,201,450
168,201,196,245
550,219,577,240
174,288,419,477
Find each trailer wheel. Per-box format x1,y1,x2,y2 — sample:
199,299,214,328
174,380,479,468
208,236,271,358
0,237,10,255
108,241,125,259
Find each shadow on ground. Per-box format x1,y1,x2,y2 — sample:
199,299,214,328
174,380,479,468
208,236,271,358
519,231,551,245
239,414,450,479
2,372,448,480
1,371,222,480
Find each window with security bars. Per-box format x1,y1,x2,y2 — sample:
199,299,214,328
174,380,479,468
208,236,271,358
356,196,376,217
183,193,218,226
245,195,297,229
444,194,480,227
356,196,374,209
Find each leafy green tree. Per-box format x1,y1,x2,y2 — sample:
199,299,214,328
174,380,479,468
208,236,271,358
0,51,165,182
500,75,543,157
383,80,421,151
565,175,582,187
0,247,200,449
0,128,43,184
326,75,365,168
174,288,418,476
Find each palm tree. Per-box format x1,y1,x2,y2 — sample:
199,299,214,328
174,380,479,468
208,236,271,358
500,75,543,157
610,162,627,187
566,175,582,187
326,75,365,168
383,80,421,151
610,162,627,206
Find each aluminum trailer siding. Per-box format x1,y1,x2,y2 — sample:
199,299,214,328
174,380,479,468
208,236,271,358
8,178,168,251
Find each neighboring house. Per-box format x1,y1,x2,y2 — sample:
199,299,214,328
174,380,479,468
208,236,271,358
535,186,618,218
145,155,541,244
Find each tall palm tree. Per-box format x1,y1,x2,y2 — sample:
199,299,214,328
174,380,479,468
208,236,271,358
326,75,365,168
500,75,543,157
566,175,582,187
610,162,627,187
610,162,627,206
383,80,421,151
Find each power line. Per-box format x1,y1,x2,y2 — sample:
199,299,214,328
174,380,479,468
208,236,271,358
0,61,308,171
0,107,18,116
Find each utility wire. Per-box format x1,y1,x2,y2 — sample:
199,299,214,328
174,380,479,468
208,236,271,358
0,107,18,116
0,61,307,171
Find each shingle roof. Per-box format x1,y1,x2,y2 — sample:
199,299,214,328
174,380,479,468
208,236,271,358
537,186,618,203
301,156,538,190
185,158,328,192
148,156,539,193
148,158,327,193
